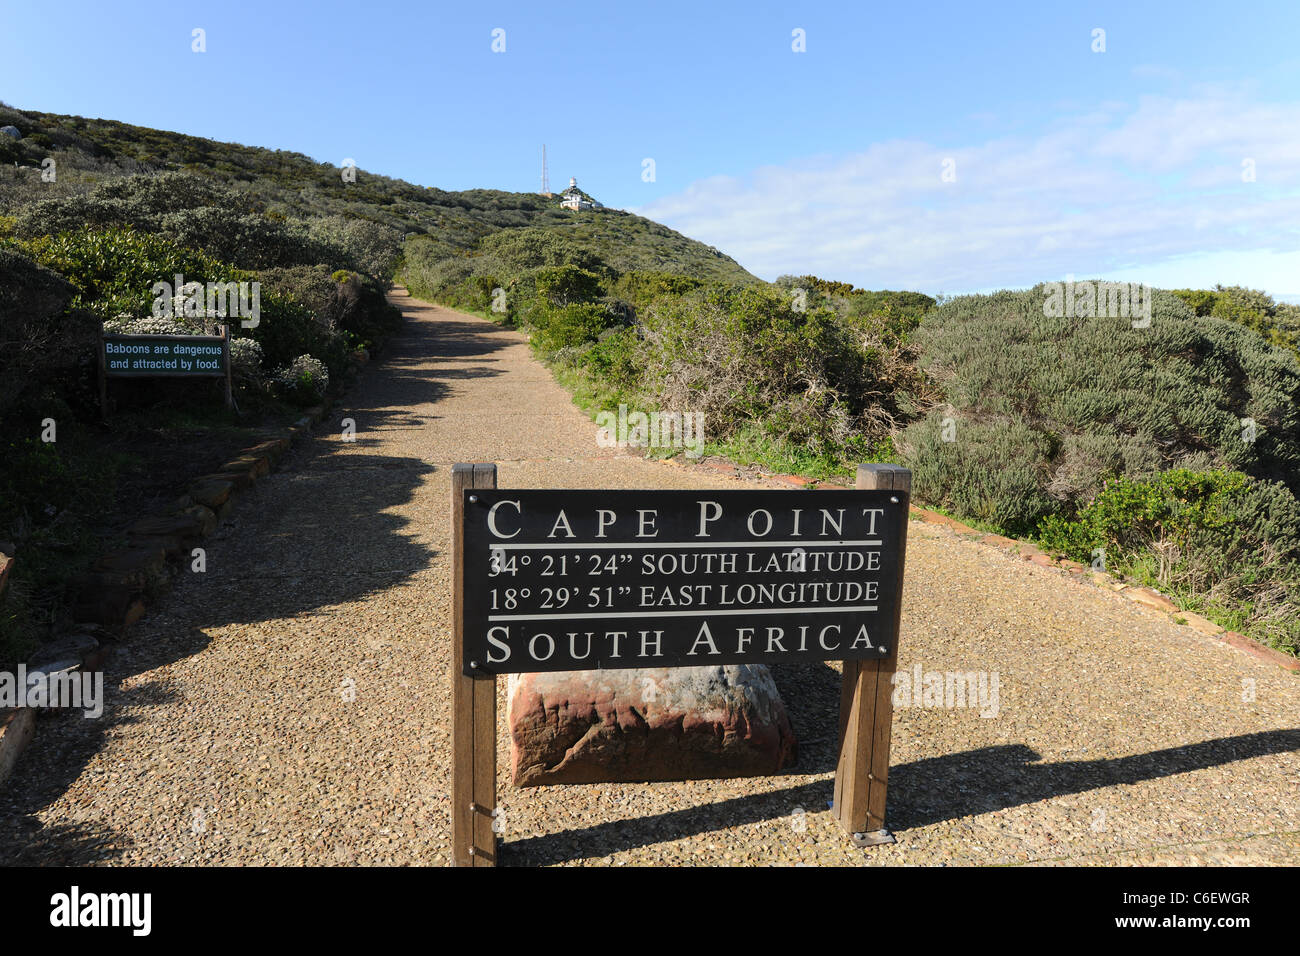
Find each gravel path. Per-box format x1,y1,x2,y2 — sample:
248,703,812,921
2,288,1296,866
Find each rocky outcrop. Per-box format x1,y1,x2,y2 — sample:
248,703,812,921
508,664,797,786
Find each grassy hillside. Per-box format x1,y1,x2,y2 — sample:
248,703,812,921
0,104,757,285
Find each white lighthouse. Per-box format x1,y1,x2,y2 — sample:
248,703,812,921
560,176,600,211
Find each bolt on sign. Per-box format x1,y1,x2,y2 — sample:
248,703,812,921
98,327,234,415
461,490,905,674
451,463,912,867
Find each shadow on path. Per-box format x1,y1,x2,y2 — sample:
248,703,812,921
501,728,1300,866
0,304,500,864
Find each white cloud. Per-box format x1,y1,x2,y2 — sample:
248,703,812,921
634,92,1300,296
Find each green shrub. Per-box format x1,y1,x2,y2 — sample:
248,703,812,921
0,437,81,537
271,354,329,405
229,337,264,384
18,225,243,319
530,302,615,353
638,284,914,456
1038,469,1300,655
905,286,1300,521
305,215,403,278
257,264,402,344
611,270,704,310
1172,285,1300,358
535,264,603,306
477,227,603,272
0,247,99,419
582,328,644,401
904,411,1056,534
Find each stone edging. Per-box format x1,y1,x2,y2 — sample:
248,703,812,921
647,452,1299,674
0,404,331,790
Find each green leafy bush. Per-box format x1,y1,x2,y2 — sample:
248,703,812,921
530,302,615,353
229,337,264,384
638,284,916,456
0,247,99,419
905,411,1056,533
1038,469,1300,654
1172,285,1300,359
0,438,81,537
19,225,242,319
271,354,329,405
610,270,704,310
535,264,603,306
305,216,403,279
257,264,400,345
902,286,1300,521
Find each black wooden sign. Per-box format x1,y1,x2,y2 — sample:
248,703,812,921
460,489,907,674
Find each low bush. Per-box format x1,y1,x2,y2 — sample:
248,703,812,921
638,284,915,457
0,247,99,419
0,437,82,538
904,411,1056,534
1038,469,1300,654
530,302,616,353
228,337,264,384
1171,284,1300,359
535,264,603,306
902,286,1300,520
270,354,329,405
17,225,242,319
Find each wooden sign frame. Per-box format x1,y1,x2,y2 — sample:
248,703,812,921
99,325,233,418
450,461,911,866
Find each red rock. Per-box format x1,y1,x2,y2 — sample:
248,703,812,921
919,510,974,533
221,455,269,479
1127,587,1178,613
242,438,289,465
188,479,233,509
129,514,204,539
1220,632,1300,671
195,470,254,491
1178,612,1224,637
71,586,140,628
0,708,36,788
508,665,798,786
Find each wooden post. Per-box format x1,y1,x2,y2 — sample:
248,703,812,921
452,463,498,867
97,327,108,421
221,324,233,410
832,463,911,846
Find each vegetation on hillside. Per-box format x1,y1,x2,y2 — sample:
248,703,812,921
2,100,1296,657
406,240,1300,654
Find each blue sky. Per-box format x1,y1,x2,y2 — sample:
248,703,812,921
3,0,1299,297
